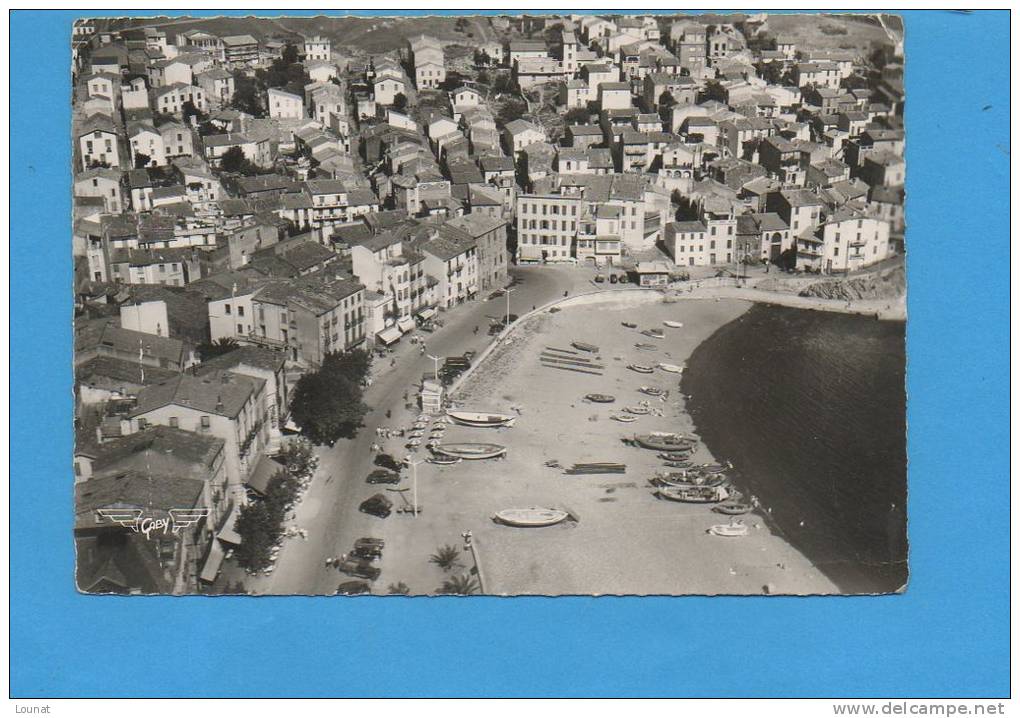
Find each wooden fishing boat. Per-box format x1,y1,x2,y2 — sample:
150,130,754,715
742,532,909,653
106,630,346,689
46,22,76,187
428,455,462,466
640,386,665,397
585,393,616,403
572,341,600,353
714,502,752,516
658,363,683,374
708,521,749,537
494,508,569,528
628,364,655,374
663,320,684,328
663,460,693,469
634,343,658,351
446,410,516,428
641,328,665,339
612,413,638,423
653,472,729,489
631,433,697,451
656,486,729,504
624,405,650,415
694,463,729,474
621,321,637,329
433,443,507,460
658,451,692,461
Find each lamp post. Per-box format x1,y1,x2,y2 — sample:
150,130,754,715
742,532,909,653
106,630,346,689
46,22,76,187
426,353,440,382
504,287,516,328
407,459,424,517
461,530,486,594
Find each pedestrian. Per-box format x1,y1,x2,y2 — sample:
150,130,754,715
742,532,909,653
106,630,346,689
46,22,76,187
325,557,334,568
763,257,770,274
474,325,479,334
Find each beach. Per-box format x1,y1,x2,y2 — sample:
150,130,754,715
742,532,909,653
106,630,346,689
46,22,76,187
402,292,841,595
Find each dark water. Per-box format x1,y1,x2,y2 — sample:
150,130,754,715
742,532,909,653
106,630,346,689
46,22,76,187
682,304,907,594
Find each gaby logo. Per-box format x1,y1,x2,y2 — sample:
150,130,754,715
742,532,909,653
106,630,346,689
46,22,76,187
96,508,211,538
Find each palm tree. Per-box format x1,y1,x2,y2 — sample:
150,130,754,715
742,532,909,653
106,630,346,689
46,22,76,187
438,573,479,595
429,544,462,572
387,582,410,595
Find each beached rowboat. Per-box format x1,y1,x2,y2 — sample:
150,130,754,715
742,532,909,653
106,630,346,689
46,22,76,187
640,386,665,397
714,502,752,516
585,393,616,403
621,322,637,328
641,329,665,339
628,364,655,374
433,443,507,460
625,405,650,415
631,433,697,451
708,521,749,537
663,321,684,328
428,455,462,466
493,508,569,528
635,343,658,351
446,410,516,428
659,451,692,461
572,341,600,353
658,363,683,374
656,486,729,503
612,414,638,423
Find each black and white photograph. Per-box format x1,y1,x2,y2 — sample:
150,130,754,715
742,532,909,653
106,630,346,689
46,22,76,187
71,11,907,597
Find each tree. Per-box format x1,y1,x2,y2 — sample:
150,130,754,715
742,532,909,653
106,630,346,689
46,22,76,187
657,90,677,123
393,93,408,112
496,98,528,126
230,72,264,117
133,152,151,169
476,68,490,85
219,146,248,174
492,73,514,95
438,573,479,595
234,501,278,572
699,80,727,104
564,107,590,125
429,545,462,572
182,100,206,125
196,337,239,361
279,437,318,478
387,582,411,595
289,349,373,445
282,42,299,65
756,60,783,86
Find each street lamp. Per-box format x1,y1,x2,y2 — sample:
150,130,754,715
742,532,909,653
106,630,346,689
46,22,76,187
426,353,440,382
504,287,516,328
406,459,425,517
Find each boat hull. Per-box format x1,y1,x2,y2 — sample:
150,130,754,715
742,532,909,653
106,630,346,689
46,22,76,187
632,434,698,451
446,410,516,428
494,508,569,527
434,443,507,460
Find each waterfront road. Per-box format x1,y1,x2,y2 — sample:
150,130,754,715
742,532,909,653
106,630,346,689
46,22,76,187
243,264,595,595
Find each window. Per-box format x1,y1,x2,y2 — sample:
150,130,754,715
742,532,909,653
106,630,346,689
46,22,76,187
225,304,232,314
200,416,211,428
169,417,179,428
237,323,243,333
238,306,244,317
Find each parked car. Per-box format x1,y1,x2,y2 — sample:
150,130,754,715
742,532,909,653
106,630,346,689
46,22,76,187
338,559,382,581
594,274,606,283
336,580,371,595
463,350,476,361
488,289,505,300
374,453,403,472
366,468,401,485
359,494,393,518
353,538,384,560
617,273,629,284
609,274,618,284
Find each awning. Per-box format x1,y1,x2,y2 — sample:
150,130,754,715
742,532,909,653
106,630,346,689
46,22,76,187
417,307,436,321
199,539,226,583
245,455,286,497
217,503,243,545
397,317,416,334
376,326,401,345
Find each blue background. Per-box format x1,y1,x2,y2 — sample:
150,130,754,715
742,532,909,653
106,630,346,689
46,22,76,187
10,10,1009,697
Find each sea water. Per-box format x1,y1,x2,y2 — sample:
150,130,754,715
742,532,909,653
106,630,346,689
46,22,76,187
683,304,908,594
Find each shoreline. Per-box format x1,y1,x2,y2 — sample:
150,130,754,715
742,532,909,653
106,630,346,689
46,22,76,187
445,293,840,595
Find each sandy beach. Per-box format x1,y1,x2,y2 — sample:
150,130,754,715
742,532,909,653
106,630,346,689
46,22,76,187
375,292,840,595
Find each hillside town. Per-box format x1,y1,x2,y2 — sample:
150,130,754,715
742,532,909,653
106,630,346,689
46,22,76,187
72,14,905,595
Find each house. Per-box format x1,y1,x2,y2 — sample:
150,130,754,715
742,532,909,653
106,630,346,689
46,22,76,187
566,124,605,150
125,370,268,497
303,35,331,62
373,72,407,107
107,247,201,286
75,318,192,372
794,62,841,90
78,114,123,171
503,119,547,155
758,136,806,187
418,232,479,308
350,233,431,334
664,220,708,266
75,168,125,214
408,35,446,90
441,214,509,293
151,83,207,117
508,40,549,67
128,123,165,167
561,80,591,110
515,193,582,263
513,57,565,90
203,132,272,168
196,67,234,109
766,189,825,237
642,73,697,112
148,57,194,88
308,83,345,126
267,87,304,119
598,82,632,112
221,34,259,65
859,151,906,188
812,209,892,273
160,121,195,162
207,275,366,367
